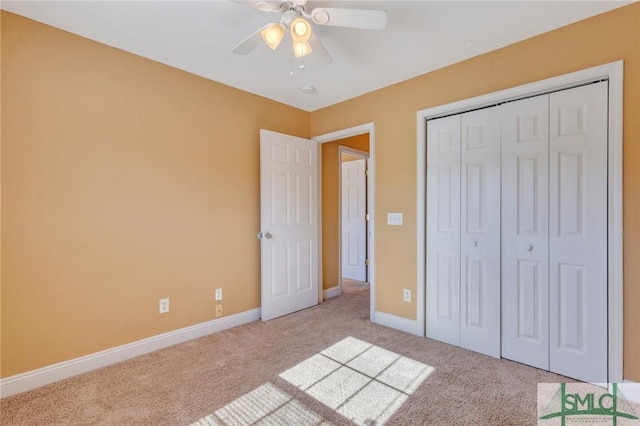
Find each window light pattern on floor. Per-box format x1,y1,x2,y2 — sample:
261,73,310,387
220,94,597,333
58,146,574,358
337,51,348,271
193,382,327,426
192,336,433,426
279,336,434,425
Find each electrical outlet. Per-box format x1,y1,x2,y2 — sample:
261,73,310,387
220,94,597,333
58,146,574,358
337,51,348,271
215,304,223,317
403,289,411,302
215,288,223,301
387,212,403,226
159,298,169,314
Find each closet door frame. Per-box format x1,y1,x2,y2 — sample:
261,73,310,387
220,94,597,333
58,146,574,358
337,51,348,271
417,60,624,383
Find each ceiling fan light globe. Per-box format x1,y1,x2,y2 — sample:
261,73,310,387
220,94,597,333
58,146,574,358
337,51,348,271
290,18,311,43
260,23,285,50
293,40,312,57
293,21,308,36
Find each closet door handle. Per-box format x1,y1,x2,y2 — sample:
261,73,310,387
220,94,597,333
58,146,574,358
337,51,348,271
527,244,533,252
472,241,478,247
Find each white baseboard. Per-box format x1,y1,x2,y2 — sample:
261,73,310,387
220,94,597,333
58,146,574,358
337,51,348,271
323,286,341,300
0,308,261,398
374,311,422,336
620,380,640,403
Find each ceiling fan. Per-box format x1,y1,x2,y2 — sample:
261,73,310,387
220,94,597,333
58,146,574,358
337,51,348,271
231,0,388,65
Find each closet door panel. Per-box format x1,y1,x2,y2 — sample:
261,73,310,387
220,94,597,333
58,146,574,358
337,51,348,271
460,107,501,358
501,95,550,370
549,82,608,383
426,115,462,346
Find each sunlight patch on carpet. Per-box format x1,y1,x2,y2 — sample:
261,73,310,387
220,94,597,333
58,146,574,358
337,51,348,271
279,336,434,425
191,337,433,426
191,382,325,426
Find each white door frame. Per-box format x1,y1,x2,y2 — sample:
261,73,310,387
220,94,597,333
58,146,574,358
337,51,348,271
417,60,624,383
339,146,370,287
313,123,376,322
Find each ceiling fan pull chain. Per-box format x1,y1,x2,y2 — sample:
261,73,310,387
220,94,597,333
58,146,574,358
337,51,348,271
289,48,295,76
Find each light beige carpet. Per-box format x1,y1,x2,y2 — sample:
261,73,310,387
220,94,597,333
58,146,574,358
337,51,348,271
341,279,369,294
2,289,576,425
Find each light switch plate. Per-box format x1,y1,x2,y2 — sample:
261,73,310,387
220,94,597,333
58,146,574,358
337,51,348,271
387,212,403,226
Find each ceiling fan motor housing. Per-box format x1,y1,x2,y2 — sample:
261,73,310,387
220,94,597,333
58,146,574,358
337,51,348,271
281,9,300,26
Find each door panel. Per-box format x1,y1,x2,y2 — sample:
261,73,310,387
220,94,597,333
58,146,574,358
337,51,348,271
517,260,542,340
296,240,313,291
260,130,318,321
460,107,501,358
465,163,485,233
557,264,585,350
341,159,367,281
271,242,289,297
426,115,461,346
437,165,456,232
271,172,289,226
436,252,455,320
501,94,550,369
296,175,312,225
549,82,608,383
464,257,483,327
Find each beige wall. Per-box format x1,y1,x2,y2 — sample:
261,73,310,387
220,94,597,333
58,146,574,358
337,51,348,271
310,3,640,381
3,4,640,383
0,12,309,377
342,153,363,163
321,134,369,289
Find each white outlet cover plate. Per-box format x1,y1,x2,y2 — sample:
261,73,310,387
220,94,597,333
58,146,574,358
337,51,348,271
215,289,223,301
387,213,403,226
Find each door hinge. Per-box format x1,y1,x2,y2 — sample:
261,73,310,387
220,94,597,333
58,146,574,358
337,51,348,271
365,214,370,221
365,259,370,266
365,169,370,176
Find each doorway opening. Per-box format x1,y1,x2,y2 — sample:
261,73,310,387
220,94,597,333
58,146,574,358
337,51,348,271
313,123,375,322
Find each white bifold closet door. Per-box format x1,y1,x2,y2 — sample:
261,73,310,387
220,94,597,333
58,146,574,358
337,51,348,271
501,82,608,383
426,115,462,347
548,82,608,383
426,109,501,358
460,108,501,358
501,94,550,370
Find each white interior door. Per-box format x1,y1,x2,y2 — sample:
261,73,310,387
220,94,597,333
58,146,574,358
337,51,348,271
501,94,550,370
341,158,367,281
459,107,501,358
549,82,608,383
426,115,461,346
260,129,318,321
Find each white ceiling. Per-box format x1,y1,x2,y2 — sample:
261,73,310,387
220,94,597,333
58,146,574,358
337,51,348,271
2,1,633,111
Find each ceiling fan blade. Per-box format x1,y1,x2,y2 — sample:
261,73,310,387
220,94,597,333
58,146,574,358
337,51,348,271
230,0,281,13
310,8,388,30
231,24,271,55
